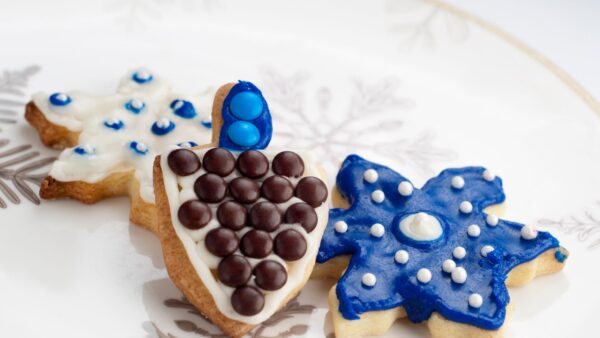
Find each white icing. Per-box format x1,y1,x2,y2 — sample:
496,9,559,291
35,69,214,203
161,149,329,325
334,220,348,233
469,293,483,308
371,190,385,203
397,181,413,196
451,176,465,189
486,214,499,227
417,268,432,284
480,245,495,257
451,266,467,284
399,212,443,241
442,259,456,273
453,246,466,259
362,273,377,287
363,169,378,183
394,250,409,264
459,201,473,214
467,224,481,237
521,225,538,240
370,223,385,238
483,169,495,182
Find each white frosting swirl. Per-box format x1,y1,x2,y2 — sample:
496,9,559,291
399,212,443,241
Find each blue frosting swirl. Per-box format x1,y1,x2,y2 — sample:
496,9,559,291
129,141,149,156
49,93,72,106
131,70,153,84
170,99,197,119
124,99,146,114
103,118,125,131
151,119,176,136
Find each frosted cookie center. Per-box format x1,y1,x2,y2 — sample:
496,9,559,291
399,212,442,241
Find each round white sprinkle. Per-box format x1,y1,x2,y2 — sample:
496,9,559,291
131,98,144,109
483,169,495,182
363,169,378,183
521,225,538,240
82,144,94,154
157,117,171,128
334,221,348,233
469,293,483,308
453,246,466,259
136,142,148,152
56,93,68,102
371,190,385,203
442,259,456,273
136,70,151,80
179,142,193,148
467,224,481,238
174,100,184,110
481,245,495,257
417,268,432,284
486,214,499,227
398,181,414,197
370,223,385,238
395,250,409,264
451,176,465,189
451,267,467,284
362,273,377,287
459,201,473,214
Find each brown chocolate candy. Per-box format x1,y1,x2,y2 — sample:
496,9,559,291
272,151,304,178
203,148,236,177
194,173,227,203
217,201,247,230
231,286,265,316
274,229,307,261
217,255,252,287
178,200,211,230
284,203,318,233
205,228,239,257
249,202,281,232
229,177,260,204
253,260,287,291
261,175,294,203
295,176,328,207
237,150,269,178
167,149,201,176
240,229,273,258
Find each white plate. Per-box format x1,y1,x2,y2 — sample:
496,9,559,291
0,0,598,337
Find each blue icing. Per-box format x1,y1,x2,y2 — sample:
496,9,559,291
229,91,264,120
151,119,175,136
170,99,197,119
73,145,94,155
218,81,272,150
177,141,199,148
201,119,212,129
554,247,568,263
129,141,149,155
124,99,146,114
132,70,153,84
49,93,71,106
317,155,562,330
103,118,125,131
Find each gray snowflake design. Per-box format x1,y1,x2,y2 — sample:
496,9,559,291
0,65,40,127
540,201,600,250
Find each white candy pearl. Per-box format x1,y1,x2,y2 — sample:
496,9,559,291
363,169,378,183
136,142,148,152
131,98,144,109
157,117,171,128
483,169,495,182
362,273,377,287
453,246,466,259
370,223,385,238
451,176,465,189
371,190,385,203
398,181,413,196
136,70,151,80
486,214,499,227
469,293,483,308
451,267,467,284
56,93,68,102
83,144,94,154
173,100,184,110
417,268,432,284
395,250,409,264
334,221,348,233
467,224,481,238
459,201,473,214
442,259,456,273
521,225,538,240
481,245,495,257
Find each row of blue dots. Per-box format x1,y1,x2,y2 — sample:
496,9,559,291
73,140,199,157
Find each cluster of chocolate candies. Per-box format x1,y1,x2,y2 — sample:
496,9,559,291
167,148,328,316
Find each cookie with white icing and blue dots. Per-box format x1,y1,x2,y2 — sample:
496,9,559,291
314,154,568,338
25,68,214,231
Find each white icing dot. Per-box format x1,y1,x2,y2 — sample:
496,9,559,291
442,259,456,273
453,246,466,259
131,98,144,109
157,117,171,128
483,169,495,182
370,223,385,238
179,142,193,148
417,268,432,284
459,201,473,214
481,245,495,257
334,221,348,233
136,70,151,80
467,224,481,238
82,144,94,154
451,267,467,284
451,176,465,189
521,225,538,240
362,273,377,287
136,142,148,153
395,250,409,264
371,190,385,203
399,212,443,242
56,93,68,102
469,293,483,308
398,181,413,196
486,214,499,227
363,169,378,183
173,100,184,110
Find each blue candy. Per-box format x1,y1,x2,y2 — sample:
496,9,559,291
170,99,197,119
227,121,260,147
49,93,71,106
229,91,264,120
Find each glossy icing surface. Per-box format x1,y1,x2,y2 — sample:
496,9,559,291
317,154,562,330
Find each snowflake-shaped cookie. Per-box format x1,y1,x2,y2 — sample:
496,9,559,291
317,154,565,330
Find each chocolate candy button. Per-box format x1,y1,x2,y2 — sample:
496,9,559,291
205,228,239,257
203,148,235,177
217,255,252,287
217,201,247,230
254,260,287,291
167,149,201,176
249,202,281,232
240,229,273,258
274,229,307,261
237,150,269,178
178,200,211,230
231,286,265,316
284,203,318,233
272,151,304,178
261,175,294,203
295,176,328,207
229,177,260,204
194,173,227,203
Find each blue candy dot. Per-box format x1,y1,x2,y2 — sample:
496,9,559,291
129,141,149,155
132,70,153,84
124,99,146,114
73,145,95,155
554,248,568,263
49,93,72,106
177,141,199,148
229,92,263,121
103,119,125,131
170,99,197,119
151,119,176,136
201,119,212,129
227,121,260,147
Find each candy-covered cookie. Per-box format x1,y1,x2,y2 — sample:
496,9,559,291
316,155,568,338
25,69,212,231
153,81,329,338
